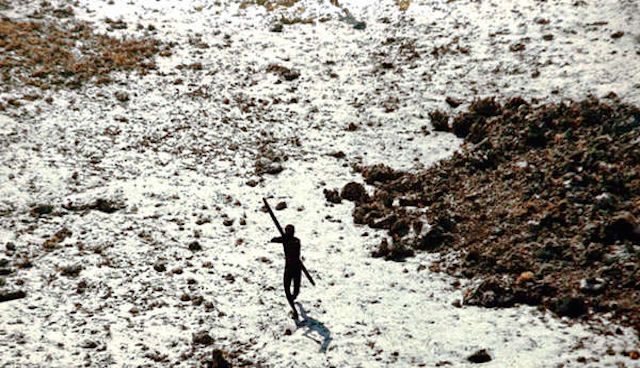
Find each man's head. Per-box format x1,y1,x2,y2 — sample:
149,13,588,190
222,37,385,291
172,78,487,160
285,224,295,237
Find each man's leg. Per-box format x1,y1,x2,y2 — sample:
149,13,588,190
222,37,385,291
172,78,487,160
292,266,301,300
284,268,298,319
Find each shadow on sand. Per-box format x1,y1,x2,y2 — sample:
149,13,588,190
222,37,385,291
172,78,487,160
295,302,332,353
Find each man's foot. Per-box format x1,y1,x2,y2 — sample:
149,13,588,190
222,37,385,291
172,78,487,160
290,310,299,320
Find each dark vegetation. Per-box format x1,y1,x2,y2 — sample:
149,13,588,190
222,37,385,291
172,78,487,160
0,2,167,96
340,94,640,331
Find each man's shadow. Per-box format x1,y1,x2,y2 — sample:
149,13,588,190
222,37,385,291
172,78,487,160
295,302,332,353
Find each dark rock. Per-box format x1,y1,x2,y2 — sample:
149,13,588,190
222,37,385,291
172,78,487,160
60,264,82,277
5,242,15,251
153,261,166,272
223,219,234,227
371,214,397,229
445,96,463,108
469,97,501,117
341,182,368,202
509,43,526,52
389,219,410,237
611,31,624,39
328,151,346,159
554,296,587,318
0,268,13,276
43,227,72,249
266,64,300,81
371,238,414,261
417,225,450,250
452,112,483,139
270,23,283,32
31,204,53,216
579,278,606,294
604,211,639,243
380,61,394,69
361,164,402,184
430,110,450,132
80,340,98,349
114,91,129,102
467,349,492,363
189,241,202,251
353,21,366,30
275,201,287,210
323,189,342,204
93,198,124,213
192,331,214,346
204,349,232,368
0,289,26,303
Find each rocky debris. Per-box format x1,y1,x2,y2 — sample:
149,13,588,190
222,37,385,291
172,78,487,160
114,91,129,102
80,340,99,349
345,122,359,131
353,21,366,30
59,264,82,277
429,110,450,132
323,188,342,204
611,31,624,39
153,261,166,272
0,289,26,303
360,164,402,184
467,349,492,363
579,278,606,294
445,96,463,108
30,204,53,216
275,201,287,210
266,64,300,81
350,96,640,332
604,211,640,243
43,227,72,249
201,349,232,368
189,241,202,251
255,146,287,175
328,150,346,159
340,182,368,202
192,331,214,346
223,219,234,227
270,23,283,33
63,198,125,213
554,296,587,318
371,238,414,261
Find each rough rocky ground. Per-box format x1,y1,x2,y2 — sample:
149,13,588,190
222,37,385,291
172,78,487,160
347,95,640,333
1,0,639,367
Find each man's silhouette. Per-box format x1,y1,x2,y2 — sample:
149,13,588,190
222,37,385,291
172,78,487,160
270,224,302,319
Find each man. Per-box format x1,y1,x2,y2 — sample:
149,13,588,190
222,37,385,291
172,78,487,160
270,224,302,319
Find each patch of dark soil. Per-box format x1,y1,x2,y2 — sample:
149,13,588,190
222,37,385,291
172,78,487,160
350,95,640,332
0,5,168,93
